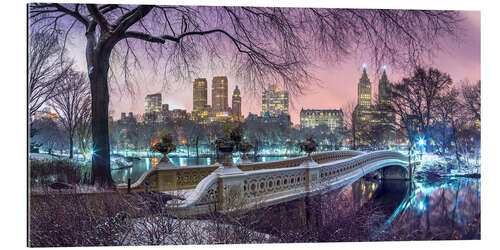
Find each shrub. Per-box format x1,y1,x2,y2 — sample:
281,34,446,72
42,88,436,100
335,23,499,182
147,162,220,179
29,159,88,185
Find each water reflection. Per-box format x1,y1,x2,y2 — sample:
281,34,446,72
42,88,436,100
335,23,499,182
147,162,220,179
245,177,479,242
378,178,481,240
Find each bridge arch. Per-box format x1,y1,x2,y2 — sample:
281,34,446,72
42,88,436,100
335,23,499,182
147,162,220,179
155,150,410,217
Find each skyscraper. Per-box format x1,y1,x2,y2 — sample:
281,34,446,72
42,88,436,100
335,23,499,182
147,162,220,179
145,93,162,114
232,85,242,122
193,78,208,113
357,65,372,107
261,84,289,117
352,65,396,148
144,93,162,122
212,76,229,113
378,67,392,108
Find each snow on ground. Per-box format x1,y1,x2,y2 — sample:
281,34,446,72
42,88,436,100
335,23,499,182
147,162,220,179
414,152,480,177
30,184,111,195
29,152,90,163
122,216,272,245
29,153,64,161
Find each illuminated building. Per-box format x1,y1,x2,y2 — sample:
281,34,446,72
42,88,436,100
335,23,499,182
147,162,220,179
212,76,229,113
171,109,189,122
262,84,289,117
193,78,208,114
145,93,162,113
232,85,242,122
160,104,172,121
144,93,162,122
378,67,391,108
353,65,396,148
357,64,372,107
300,109,344,132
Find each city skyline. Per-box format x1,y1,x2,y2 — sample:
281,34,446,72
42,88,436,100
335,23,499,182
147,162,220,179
26,3,484,246
61,12,479,125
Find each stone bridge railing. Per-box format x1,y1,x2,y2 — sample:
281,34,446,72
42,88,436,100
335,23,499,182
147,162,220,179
167,150,409,217
117,150,363,193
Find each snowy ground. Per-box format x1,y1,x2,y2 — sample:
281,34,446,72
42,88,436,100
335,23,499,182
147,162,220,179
121,216,272,245
414,152,480,177
29,184,112,195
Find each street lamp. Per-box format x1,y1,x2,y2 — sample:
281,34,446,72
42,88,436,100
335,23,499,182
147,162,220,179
417,137,426,160
418,138,426,146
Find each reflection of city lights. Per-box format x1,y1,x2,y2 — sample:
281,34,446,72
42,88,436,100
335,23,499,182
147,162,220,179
418,201,425,210
151,157,158,166
180,157,187,167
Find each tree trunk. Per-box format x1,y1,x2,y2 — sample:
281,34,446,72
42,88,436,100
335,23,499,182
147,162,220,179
69,132,74,159
195,137,199,158
89,61,114,188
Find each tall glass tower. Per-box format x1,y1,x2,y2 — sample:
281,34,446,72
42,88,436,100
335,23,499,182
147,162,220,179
212,76,229,113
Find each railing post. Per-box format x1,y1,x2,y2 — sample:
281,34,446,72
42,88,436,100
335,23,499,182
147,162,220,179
302,153,319,193
215,151,246,212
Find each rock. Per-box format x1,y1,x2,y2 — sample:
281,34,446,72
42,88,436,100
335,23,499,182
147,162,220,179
49,182,73,190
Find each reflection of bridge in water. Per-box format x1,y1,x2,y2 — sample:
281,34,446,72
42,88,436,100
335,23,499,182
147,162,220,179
117,150,409,217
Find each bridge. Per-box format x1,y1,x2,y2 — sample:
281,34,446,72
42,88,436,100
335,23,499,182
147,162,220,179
117,150,409,217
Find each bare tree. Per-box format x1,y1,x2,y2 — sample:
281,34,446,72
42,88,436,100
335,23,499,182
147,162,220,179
31,117,67,155
29,4,463,187
341,100,357,149
75,96,92,161
50,70,90,159
392,67,453,142
462,80,481,122
28,30,71,118
433,88,462,156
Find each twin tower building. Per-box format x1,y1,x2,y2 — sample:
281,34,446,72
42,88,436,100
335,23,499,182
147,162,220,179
192,76,242,123
353,65,396,147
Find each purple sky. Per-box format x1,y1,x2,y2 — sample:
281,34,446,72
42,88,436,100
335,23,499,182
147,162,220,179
65,10,480,125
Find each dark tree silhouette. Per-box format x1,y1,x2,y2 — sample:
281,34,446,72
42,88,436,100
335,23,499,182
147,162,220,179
75,96,92,161
28,30,71,118
392,67,453,142
50,70,90,159
433,87,461,156
29,4,463,187
462,80,481,122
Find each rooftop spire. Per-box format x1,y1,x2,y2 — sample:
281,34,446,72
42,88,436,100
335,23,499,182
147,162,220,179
381,67,388,82
361,63,369,82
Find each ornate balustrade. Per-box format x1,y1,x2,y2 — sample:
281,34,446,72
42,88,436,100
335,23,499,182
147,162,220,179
168,150,409,217
117,150,363,193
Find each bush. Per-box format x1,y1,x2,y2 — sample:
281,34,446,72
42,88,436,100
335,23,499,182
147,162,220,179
29,159,88,185
29,192,136,247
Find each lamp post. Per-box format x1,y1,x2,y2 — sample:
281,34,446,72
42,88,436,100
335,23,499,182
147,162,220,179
417,137,426,161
